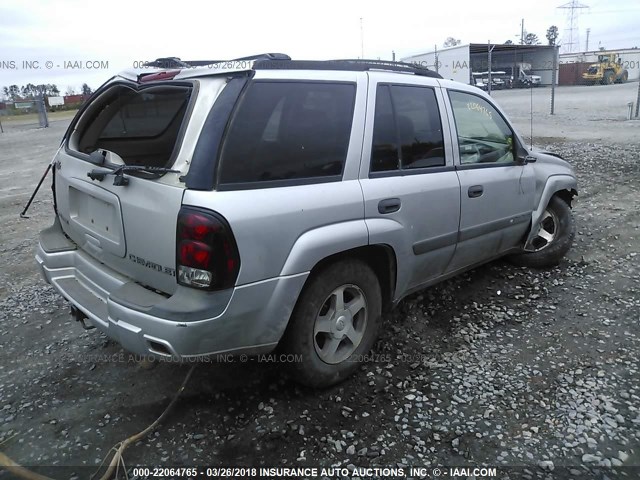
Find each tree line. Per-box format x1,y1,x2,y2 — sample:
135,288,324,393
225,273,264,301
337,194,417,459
443,25,561,48
1,83,93,101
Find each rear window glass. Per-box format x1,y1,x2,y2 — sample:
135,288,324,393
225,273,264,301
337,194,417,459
100,91,188,138
75,85,191,167
218,81,356,185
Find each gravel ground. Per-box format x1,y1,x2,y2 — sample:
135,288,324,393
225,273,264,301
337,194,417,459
0,86,639,480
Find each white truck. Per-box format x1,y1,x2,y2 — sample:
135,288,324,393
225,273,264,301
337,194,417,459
508,62,541,88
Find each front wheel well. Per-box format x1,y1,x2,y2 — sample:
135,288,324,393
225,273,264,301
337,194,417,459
554,188,578,208
308,245,397,313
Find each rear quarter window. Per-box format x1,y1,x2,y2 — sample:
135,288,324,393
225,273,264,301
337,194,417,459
217,81,356,186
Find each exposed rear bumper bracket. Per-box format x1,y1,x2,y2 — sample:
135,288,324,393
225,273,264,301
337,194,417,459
71,305,95,330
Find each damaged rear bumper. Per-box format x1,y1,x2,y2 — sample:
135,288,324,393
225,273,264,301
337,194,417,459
35,218,308,360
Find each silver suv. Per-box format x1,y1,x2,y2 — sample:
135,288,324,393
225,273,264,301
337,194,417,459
36,54,577,387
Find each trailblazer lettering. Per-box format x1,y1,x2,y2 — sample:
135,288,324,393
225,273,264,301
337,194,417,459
128,254,176,277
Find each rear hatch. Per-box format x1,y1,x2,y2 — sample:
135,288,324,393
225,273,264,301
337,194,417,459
54,78,219,294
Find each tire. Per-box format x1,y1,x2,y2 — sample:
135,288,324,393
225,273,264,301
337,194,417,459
602,71,614,85
509,196,575,268
281,259,382,388
619,70,628,83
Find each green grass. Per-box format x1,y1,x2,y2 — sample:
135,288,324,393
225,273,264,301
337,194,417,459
1,110,78,123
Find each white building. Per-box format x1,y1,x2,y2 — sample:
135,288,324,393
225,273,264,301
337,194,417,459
402,43,559,86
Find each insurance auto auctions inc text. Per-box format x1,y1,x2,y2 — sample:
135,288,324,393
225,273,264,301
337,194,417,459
253,466,497,478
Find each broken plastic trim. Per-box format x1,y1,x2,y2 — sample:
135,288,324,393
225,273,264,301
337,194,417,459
87,163,181,186
138,70,182,83
71,305,95,330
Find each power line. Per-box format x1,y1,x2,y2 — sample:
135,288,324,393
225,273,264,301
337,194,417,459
584,7,640,14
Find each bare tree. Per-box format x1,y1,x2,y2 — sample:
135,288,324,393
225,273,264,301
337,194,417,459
443,37,462,48
81,83,93,96
65,86,77,96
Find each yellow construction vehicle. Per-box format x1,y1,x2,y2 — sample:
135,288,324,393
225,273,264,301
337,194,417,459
582,54,629,85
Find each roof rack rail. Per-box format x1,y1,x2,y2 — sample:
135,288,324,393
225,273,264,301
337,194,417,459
252,59,442,78
141,55,442,79
333,59,440,77
232,53,291,62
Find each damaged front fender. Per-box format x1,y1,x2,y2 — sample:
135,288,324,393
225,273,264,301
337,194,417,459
524,174,578,251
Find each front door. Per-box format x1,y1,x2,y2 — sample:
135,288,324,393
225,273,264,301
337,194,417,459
446,89,536,271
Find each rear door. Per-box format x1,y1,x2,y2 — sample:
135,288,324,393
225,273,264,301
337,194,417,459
359,74,461,295
54,78,224,294
182,72,368,286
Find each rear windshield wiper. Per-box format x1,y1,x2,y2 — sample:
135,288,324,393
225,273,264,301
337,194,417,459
88,164,181,186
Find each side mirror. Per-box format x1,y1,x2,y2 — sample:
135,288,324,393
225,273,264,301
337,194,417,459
515,139,536,164
517,149,537,163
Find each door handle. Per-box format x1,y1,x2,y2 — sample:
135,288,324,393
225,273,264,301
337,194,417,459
378,198,401,214
468,185,484,198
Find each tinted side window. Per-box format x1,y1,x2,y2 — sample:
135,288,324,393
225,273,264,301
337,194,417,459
371,86,399,172
449,91,515,165
218,82,356,184
392,86,445,169
370,85,445,173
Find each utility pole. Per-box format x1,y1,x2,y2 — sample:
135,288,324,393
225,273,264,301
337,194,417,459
636,78,640,118
551,46,558,114
585,28,590,51
434,44,439,74
520,19,525,45
392,51,396,62
360,18,364,59
488,41,495,95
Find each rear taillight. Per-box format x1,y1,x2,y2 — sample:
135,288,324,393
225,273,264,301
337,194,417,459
176,207,240,290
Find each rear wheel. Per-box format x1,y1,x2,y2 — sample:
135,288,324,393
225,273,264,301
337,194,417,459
618,70,628,83
281,259,382,388
509,196,575,268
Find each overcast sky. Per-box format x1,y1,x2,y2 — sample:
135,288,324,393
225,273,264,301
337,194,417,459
1,0,638,94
